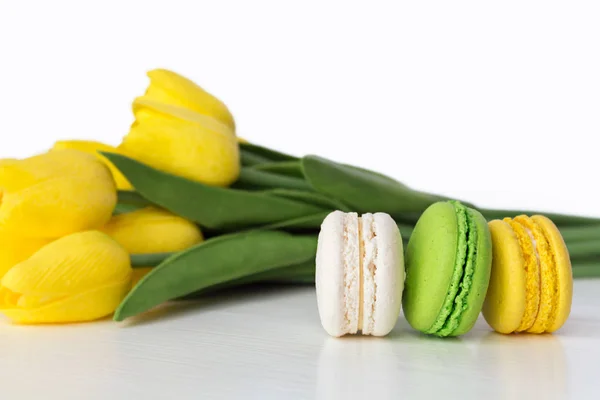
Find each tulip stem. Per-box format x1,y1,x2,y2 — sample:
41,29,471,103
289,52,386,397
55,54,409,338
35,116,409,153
236,168,313,192
239,143,298,162
251,161,305,178
572,261,600,278
567,241,600,259
560,225,600,243
240,150,271,166
113,203,143,215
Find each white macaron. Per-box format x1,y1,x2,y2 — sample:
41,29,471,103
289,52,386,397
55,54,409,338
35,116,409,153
315,210,404,337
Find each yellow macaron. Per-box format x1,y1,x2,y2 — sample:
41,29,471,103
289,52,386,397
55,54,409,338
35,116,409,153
483,215,573,334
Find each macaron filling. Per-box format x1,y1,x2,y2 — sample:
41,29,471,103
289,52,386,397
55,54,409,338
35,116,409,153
359,213,377,334
342,212,360,333
341,213,379,335
514,216,558,333
503,218,541,332
436,208,478,336
426,201,477,337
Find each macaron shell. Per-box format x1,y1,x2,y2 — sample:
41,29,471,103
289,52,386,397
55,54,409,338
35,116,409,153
315,211,355,337
371,212,404,336
483,220,526,334
403,202,458,332
532,215,573,332
451,208,492,336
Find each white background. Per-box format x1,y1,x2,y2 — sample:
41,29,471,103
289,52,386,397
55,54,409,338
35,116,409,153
1,0,599,217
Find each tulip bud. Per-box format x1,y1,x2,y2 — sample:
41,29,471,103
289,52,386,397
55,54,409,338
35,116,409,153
138,68,235,131
0,150,117,238
51,140,133,190
0,231,131,324
120,98,240,187
102,207,203,285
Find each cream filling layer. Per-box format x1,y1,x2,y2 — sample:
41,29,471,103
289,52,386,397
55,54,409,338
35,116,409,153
342,213,360,334
360,214,377,335
525,227,541,265
342,213,378,335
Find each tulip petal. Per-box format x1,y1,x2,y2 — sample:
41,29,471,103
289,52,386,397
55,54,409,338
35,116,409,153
141,68,235,131
0,163,39,192
0,287,20,307
0,150,117,237
132,97,234,139
52,140,132,190
2,150,103,184
121,112,240,187
0,234,51,278
0,279,130,324
0,177,116,238
102,207,203,254
1,231,131,297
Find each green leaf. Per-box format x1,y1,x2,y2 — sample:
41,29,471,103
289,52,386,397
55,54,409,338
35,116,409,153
263,211,331,230
114,230,317,320
398,223,414,240
260,261,315,283
240,143,297,163
104,153,324,230
179,260,315,299
130,253,172,267
251,161,305,178
264,188,351,211
302,155,442,218
236,168,312,191
117,190,153,208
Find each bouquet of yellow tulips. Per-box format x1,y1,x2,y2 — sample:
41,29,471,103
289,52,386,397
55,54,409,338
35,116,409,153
1,69,598,325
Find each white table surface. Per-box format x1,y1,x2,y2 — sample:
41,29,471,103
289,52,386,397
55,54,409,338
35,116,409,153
1,280,599,400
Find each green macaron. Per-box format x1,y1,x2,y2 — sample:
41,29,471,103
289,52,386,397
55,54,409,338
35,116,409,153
402,201,492,337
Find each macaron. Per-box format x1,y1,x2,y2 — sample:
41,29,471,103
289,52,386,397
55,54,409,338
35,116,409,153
315,210,404,337
403,201,492,337
483,215,572,334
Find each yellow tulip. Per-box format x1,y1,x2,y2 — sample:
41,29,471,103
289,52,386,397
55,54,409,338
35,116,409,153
51,140,132,190
139,68,235,131
102,207,203,285
0,150,116,238
103,207,203,253
120,98,240,186
0,234,51,279
0,231,131,324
